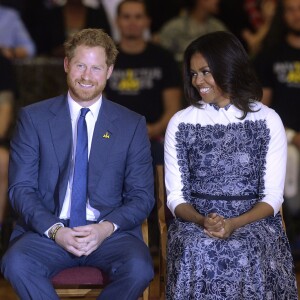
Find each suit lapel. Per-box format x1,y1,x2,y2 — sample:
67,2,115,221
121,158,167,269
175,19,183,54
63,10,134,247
89,99,118,181
48,95,72,208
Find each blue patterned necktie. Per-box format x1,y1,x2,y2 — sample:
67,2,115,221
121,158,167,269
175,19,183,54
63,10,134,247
69,108,90,228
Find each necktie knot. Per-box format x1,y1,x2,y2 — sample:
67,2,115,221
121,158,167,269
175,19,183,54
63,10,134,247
80,108,90,118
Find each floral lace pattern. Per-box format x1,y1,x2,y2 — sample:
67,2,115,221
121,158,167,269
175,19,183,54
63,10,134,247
166,121,298,299
175,121,270,203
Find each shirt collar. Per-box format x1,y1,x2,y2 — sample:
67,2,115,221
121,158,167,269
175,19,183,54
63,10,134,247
67,92,102,121
209,103,232,111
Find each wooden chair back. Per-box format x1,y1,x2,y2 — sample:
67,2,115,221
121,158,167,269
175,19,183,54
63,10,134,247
155,164,173,300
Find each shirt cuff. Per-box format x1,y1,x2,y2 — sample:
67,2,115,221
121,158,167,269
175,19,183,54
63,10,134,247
44,222,64,238
99,220,119,232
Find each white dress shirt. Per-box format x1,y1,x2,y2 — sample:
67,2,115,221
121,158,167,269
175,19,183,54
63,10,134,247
59,93,102,221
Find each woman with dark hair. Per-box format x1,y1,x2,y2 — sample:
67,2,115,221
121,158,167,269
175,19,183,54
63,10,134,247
164,31,297,299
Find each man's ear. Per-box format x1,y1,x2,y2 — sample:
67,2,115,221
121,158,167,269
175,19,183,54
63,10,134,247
63,57,69,73
107,65,114,79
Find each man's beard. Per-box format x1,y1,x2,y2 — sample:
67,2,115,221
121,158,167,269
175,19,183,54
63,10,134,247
67,76,105,102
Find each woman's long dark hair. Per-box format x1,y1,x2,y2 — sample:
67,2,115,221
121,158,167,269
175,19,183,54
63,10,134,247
183,31,263,119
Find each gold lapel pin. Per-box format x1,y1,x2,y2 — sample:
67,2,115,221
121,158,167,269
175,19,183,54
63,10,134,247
103,132,110,139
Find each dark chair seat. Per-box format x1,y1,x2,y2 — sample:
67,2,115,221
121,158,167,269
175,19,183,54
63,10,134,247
51,266,110,286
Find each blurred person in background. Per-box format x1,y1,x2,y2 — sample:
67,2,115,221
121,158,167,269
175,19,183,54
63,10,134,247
105,0,182,166
254,0,300,255
2,0,112,57
0,2,35,59
219,0,277,57
157,0,227,65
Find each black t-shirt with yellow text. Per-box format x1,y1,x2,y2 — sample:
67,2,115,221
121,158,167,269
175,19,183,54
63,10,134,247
104,43,182,124
254,42,300,131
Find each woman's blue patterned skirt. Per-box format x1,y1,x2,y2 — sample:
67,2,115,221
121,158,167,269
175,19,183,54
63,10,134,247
166,197,298,299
